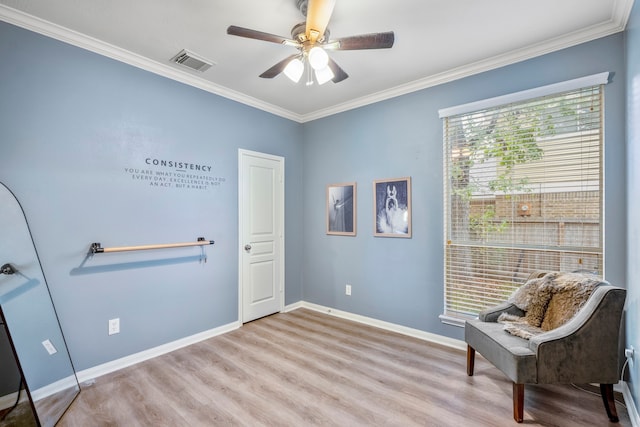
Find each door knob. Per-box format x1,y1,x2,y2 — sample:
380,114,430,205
244,244,252,251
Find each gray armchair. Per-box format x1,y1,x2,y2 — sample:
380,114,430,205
464,273,626,423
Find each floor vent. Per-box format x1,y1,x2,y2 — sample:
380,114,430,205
170,49,214,72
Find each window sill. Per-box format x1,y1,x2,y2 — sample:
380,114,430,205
438,314,467,328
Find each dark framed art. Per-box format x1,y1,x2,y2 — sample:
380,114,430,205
326,182,356,236
373,177,411,238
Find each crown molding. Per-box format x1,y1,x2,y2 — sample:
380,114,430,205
0,4,304,123
1,1,632,124
300,6,632,122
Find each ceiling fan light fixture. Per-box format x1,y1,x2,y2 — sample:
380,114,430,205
227,0,394,86
308,46,329,70
314,65,334,85
283,57,304,83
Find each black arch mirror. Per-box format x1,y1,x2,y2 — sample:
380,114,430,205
0,182,79,426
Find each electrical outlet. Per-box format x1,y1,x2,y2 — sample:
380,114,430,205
625,346,635,359
345,284,352,296
42,339,58,355
108,318,120,335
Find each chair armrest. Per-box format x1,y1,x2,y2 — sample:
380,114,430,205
528,286,626,384
479,302,525,322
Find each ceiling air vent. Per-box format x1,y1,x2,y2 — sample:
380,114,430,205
171,49,214,72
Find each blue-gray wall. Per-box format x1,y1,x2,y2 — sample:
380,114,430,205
303,34,627,342
0,12,636,413
625,0,640,413
0,21,304,372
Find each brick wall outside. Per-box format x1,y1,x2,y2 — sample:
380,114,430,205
470,191,600,220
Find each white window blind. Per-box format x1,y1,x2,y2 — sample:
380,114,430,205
442,82,604,321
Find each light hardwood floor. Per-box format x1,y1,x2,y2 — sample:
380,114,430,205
58,309,630,426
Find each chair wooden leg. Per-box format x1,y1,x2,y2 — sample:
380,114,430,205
513,383,524,423
467,345,475,376
600,384,619,422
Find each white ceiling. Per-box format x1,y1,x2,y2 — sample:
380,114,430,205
0,0,634,122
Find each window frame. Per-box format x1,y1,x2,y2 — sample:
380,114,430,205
438,74,608,326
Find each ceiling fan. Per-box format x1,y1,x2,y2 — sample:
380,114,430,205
227,0,394,85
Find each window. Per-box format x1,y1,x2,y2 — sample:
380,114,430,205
440,74,606,323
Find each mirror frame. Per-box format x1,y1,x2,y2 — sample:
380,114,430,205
0,182,79,426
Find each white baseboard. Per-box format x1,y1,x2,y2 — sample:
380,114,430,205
30,375,79,402
298,302,467,352
622,381,640,427
283,301,304,312
76,320,240,384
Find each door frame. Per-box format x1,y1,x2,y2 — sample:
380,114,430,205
237,149,285,323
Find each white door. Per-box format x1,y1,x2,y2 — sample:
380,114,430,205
238,149,284,323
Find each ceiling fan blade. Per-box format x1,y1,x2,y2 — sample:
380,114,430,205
306,0,336,43
330,31,395,50
327,57,349,83
259,54,299,79
227,25,295,45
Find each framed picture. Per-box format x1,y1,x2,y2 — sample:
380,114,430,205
326,182,357,236
373,177,412,238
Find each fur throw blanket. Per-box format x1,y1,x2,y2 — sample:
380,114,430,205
497,272,604,339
